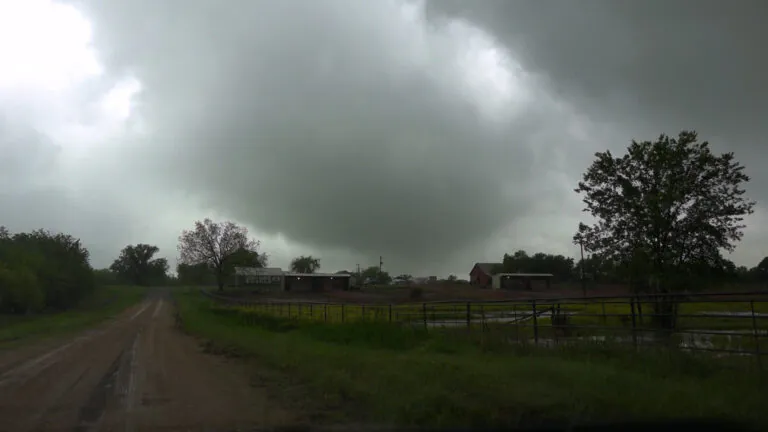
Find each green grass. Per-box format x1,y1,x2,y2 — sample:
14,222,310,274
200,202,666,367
0,285,148,347
230,295,768,332
177,292,768,429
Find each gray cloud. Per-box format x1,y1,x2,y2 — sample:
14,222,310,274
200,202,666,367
427,1,768,137
4,0,764,276
68,0,599,275
427,0,768,267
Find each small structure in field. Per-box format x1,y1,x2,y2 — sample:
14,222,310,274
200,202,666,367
492,273,553,290
233,267,351,292
233,267,284,292
469,263,502,288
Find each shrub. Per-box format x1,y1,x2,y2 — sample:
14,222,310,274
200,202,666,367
0,227,95,314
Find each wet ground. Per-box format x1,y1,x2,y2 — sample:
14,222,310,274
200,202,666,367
0,288,296,431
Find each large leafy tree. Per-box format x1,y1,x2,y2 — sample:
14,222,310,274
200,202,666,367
177,219,263,291
574,130,755,294
110,244,169,286
290,255,320,273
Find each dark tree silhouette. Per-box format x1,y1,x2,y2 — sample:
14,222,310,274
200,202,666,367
574,131,754,327
110,244,168,286
177,219,262,291
290,255,320,273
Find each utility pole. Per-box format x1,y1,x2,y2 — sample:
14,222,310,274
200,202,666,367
579,239,586,297
379,256,383,276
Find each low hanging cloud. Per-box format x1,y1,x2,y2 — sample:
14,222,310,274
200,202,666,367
66,0,603,274
4,0,763,275
427,0,768,266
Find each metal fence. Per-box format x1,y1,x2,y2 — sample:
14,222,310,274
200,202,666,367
200,289,768,360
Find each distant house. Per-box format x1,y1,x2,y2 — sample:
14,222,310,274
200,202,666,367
469,263,502,288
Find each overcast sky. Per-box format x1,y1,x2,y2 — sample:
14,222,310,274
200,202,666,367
1,0,766,277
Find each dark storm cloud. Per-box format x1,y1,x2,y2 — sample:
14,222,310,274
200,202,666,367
427,0,768,173
428,0,768,266
70,0,591,273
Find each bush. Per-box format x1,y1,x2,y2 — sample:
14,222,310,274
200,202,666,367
0,264,44,313
409,287,423,300
0,227,95,314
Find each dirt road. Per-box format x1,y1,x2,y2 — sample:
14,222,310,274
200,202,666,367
0,288,295,431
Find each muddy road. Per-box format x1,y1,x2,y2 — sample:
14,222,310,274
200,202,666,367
0,288,295,431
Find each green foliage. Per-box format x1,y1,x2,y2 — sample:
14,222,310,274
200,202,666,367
176,293,767,429
109,243,169,286
93,268,119,286
575,131,755,292
177,262,217,286
0,264,44,313
501,250,575,280
0,285,147,346
290,255,320,273
0,227,95,313
360,266,391,284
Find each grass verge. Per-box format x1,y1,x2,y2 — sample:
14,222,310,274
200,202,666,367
0,285,147,347
177,291,767,429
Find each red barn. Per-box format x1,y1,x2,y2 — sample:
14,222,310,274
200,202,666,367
469,263,501,288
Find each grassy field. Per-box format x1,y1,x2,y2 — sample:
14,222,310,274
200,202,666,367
0,285,148,347
177,290,768,429
207,290,768,355
220,293,767,333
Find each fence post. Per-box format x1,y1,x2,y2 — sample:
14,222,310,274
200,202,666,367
341,304,345,323
751,300,762,368
324,304,328,322
466,302,471,330
532,300,538,344
601,302,607,325
310,304,313,319
288,303,292,319
423,303,427,329
388,304,392,323
630,297,638,347
362,305,366,321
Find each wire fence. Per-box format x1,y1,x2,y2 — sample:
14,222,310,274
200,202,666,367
200,289,768,361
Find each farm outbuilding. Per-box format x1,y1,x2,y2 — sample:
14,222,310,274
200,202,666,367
233,267,351,292
492,273,553,290
233,267,285,292
469,262,502,288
